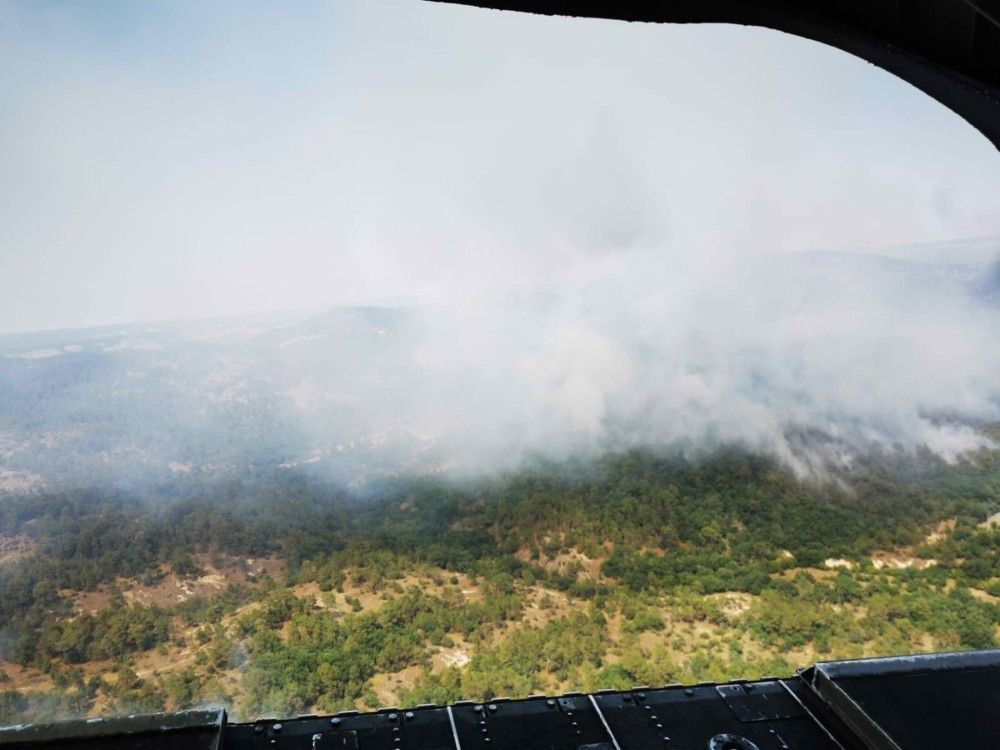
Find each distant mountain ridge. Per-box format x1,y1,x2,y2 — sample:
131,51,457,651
1,238,998,494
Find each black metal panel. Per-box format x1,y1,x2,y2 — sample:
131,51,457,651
593,683,838,750
715,681,804,722
4,651,1000,750
223,707,457,750
808,650,1000,750
450,695,610,750
0,709,224,750
0,732,222,750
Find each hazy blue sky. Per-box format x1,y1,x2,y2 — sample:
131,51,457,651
2,0,999,335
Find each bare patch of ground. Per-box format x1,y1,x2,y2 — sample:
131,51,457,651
969,587,1000,604
0,533,35,566
515,545,606,580
521,586,576,627
370,665,425,708
706,592,755,618
0,662,53,693
0,468,43,493
70,555,284,614
979,512,1000,529
870,553,936,570
927,518,957,543
433,644,472,670
823,558,854,570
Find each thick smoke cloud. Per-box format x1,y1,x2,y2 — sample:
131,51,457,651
0,2,999,487
352,241,1000,479
0,238,997,489
2,1,1000,335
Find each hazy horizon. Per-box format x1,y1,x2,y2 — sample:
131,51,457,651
2,1,1000,486
3,1,1000,336
2,235,997,491
0,233,997,339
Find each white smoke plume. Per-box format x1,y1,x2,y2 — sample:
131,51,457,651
1,2,999,487
350,240,1000,479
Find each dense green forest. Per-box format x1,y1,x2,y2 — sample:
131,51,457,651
1,447,999,723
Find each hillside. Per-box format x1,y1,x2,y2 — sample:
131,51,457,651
1,448,998,722
1,240,998,496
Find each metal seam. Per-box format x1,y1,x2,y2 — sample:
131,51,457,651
588,694,623,750
961,0,1000,32
446,706,462,750
777,680,845,750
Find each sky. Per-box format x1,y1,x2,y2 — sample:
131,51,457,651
1,0,1000,335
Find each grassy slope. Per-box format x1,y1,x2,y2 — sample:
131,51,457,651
1,447,998,722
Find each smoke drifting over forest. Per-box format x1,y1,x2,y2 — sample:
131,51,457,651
2,3,1000,489
1,237,998,490
403,240,1000,478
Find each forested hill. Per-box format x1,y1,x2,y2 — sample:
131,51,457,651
1,447,999,722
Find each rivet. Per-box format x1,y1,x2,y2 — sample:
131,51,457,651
650,715,658,721
684,689,694,697
394,739,400,744
481,728,488,734
656,723,663,729
254,725,264,734
272,723,283,732
663,737,671,743
330,717,342,726
637,692,647,700
546,699,556,707
393,727,400,733
405,711,415,720
388,713,398,721
488,704,498,712
571,722,578,727
484,738,491,743
474,705,484,713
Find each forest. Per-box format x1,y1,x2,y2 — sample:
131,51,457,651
1,445,999,723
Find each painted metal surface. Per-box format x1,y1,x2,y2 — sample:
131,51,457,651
0,709,224,749
806,650,1000,750
3,651,999,749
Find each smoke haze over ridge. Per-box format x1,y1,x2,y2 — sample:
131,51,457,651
2,1,1000,334
1,2,999,486
1,238,998,489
